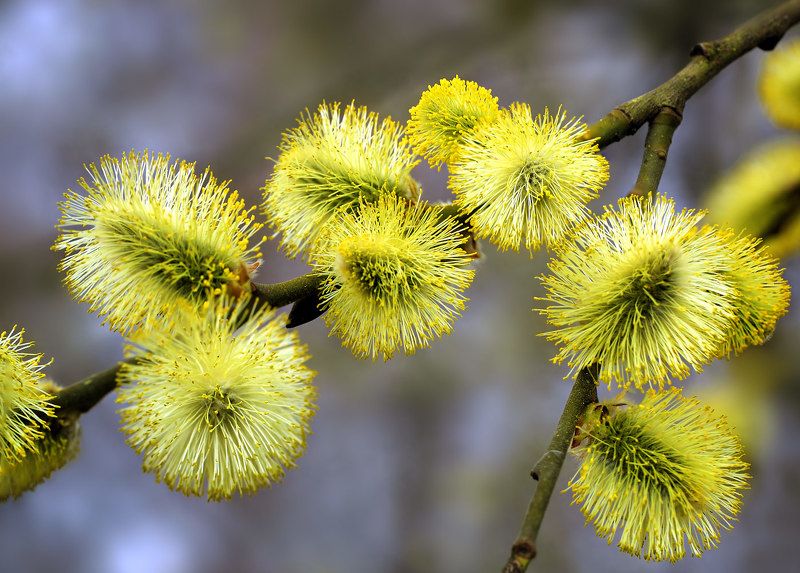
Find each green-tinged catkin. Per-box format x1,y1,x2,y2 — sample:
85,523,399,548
0,327,55,464
263,102,420,258
449,104,609,252
569,389,749,562
407,76,500,168
55,151,263,334
539,194,740,390
1,381,80,501
117,295,316,501
311,195,475,360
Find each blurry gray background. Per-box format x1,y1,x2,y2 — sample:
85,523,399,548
1,0,799,572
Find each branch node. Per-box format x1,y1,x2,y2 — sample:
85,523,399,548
689,41,715,58
758,33,785,51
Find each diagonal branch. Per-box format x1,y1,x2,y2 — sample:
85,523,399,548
502,365,599,573
583,0,800,149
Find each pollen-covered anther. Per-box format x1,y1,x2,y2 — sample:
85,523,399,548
568,389,749,562
312,195,475,360
449,104,609,252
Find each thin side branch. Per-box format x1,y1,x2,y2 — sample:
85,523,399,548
52,359,135,415
584,0,800,148
502,365,599,573
630,108,682,197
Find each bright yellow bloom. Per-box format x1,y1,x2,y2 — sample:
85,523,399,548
569,389,749,562
0,381,80,501
449,104,609,252
716,231,790,357
55,151,263,334
263,102,421,258
759,39,800,129
117,295,316,501
705,139,800,259
311,195,475,360
0,327,55,463
539,195,737,390
407,76,500,168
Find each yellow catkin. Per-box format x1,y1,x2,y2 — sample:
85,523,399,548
311,195,475,360
705,139,800,260
407,76,500,168
0,381,80,501
569,389,749,562
54,151,263,334
539,195,741,390
263,102,420,259
449,104,609,252
759,39,800,130
0,327,55,464
116,295,316,501
715,230,790,357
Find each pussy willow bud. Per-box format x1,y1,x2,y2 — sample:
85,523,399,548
117,295,316,501
407,76,500,168
449,104,609,252
263,102,420,258
311,195,474,360
55,151,263,334
0,327,55,464
569,389,749,562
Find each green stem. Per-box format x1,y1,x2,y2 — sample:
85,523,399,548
250,274,325,308
630,108,682,197
502,365,599,573
52,359,135,415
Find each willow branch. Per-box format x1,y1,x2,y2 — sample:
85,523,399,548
502,365,599,573
52,359,135,416
630,107,682,197
250,273,325,308
583,0,800,149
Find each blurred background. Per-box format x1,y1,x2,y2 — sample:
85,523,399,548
1,0,798,571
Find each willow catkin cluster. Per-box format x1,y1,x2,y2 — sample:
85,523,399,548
0,327,55,463
569,389,749,562
311,195,475,360
55,151,263,334
263,102,421,258
539,194,789,390
449,104,609,252
117,295,316,501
